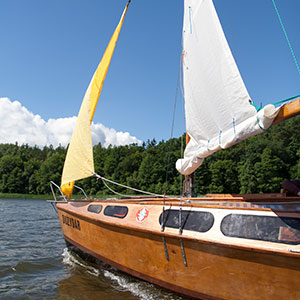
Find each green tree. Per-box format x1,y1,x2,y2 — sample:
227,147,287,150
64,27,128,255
254,147,286,193
36,153,65,194
0,155,24,193
23,158,42,194
208,159,239,193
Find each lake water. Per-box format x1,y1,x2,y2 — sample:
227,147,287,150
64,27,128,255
0,199,186,300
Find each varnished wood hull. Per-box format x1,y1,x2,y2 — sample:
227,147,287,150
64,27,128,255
56,198,300,299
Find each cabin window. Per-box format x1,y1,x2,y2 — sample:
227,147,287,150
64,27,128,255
104,205,128,219
221,214,300,245
159,209,214,233
87,204,103,214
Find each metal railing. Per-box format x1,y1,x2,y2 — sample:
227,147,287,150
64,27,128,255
49,181,88,201
50,181,67,202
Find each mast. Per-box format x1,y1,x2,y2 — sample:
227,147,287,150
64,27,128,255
182,133,196,197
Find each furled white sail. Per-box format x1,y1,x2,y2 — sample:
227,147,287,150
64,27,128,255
176,0,278,175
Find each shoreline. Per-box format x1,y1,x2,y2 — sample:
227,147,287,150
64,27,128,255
0,193,119,200
0,193,52,200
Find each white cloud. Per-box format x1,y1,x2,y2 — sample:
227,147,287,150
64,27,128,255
0,97,141,148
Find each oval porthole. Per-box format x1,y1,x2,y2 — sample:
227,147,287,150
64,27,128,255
87,204,103,214
104,205,128,219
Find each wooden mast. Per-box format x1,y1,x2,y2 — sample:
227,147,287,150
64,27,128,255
272,97,300,125
183,133,196,198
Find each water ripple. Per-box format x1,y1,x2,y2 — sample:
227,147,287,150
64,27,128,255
0,199,186,300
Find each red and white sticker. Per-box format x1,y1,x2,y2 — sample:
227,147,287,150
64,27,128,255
136,207,149,223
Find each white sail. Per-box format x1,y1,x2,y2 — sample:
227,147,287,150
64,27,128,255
176,0,278,175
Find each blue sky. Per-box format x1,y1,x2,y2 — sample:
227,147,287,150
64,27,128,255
0,0,299,146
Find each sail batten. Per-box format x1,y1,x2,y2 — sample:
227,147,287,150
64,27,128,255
61,2,130,198
176,0,278,175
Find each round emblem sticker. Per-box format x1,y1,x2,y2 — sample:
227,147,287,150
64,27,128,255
136,208,149,223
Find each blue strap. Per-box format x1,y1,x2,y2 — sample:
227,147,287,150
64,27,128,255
189,6,192,34
256,116,266,132
249,99,261,111
251,94,300,112
272,94,300,106
232,118,236,136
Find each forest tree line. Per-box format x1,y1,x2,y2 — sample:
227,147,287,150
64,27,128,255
1,115,300,196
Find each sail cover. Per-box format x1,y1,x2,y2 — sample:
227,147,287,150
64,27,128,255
61,2,130,198
176,0,278,175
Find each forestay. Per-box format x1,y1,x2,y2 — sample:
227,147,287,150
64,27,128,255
176,0,278,175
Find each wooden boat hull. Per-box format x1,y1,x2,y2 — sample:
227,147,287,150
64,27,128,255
56,200,300,300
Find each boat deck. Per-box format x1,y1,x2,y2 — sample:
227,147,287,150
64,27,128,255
75,193,300,212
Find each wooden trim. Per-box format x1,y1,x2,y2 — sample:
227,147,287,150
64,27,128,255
67,195,300,207
64,235,223,300
76,194,300,204
61,199,300,215
206,193,288,199
273,98,300,125
186,132,191,145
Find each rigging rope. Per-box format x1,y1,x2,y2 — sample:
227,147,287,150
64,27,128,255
94,44,186,202
271,0,300,76
249,3,300,112
94,173,178,199
272,93,300,106
250,93,300,112
164,47,181,193
163,33,186,198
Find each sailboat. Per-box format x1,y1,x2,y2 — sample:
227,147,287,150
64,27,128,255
51,0,300,299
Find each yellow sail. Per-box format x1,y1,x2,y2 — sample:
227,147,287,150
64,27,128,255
61,1,131,199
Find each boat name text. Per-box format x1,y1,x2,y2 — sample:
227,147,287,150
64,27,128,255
62,214,81,231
